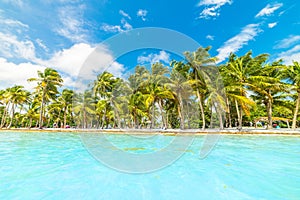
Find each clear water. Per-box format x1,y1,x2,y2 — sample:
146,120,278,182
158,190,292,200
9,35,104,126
0,132,300,200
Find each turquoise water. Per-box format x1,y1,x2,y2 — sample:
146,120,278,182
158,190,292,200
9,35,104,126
0,132,300,200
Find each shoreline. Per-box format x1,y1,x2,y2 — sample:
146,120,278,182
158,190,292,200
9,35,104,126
1,128,300,136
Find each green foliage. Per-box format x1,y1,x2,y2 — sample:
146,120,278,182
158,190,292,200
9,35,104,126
1,49,300,130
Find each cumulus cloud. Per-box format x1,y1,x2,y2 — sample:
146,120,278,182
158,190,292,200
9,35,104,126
197,0,232,19
43,43,124,79
0,43,125,90
274,35,300,49
216,24,261,63
137,51,170,64
137,9,148,21
255,3,283,18
268,22,277,28
0,58,45,90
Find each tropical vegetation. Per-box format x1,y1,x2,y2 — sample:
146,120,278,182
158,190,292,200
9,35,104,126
0,47,299,130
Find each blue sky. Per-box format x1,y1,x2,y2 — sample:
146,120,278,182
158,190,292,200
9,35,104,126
0,0,299,90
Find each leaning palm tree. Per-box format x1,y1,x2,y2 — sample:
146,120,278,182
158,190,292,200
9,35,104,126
144,62,171,128
221,52,269,129
167,61,193,129
251,60,287,129
58,89,74,128
184,46,217,130
28,68,63,129
6,86,30,128
282,61,300,129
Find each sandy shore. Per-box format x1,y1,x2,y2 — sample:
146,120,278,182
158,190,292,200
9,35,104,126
1,127,300,136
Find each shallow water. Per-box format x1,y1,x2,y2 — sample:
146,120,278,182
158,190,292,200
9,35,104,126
0,132,299,200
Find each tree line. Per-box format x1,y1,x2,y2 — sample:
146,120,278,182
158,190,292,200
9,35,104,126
1,47,300,130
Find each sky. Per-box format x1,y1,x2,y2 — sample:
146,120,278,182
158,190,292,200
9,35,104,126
0,0,300,90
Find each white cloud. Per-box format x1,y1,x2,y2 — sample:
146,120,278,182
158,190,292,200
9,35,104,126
44,43,124,84
101,18,132,33
137,9,148,21
56,4,88,42
268,22,277,28
274,35,300,49
121,18,132,30
35,39,49,52
0,58,45,90
216,24,261,63
255,3,283,18
101,24,124,33
0,43,125,90
119,10,131,20
45,43,95,77
0,32,36,60
0,18,28,29
137,51,170,64
206,35,214,40
197,0,232,19
277,45,300,65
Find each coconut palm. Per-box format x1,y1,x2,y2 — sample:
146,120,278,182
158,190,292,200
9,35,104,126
282,61,300,129
251,61,288,129
221,52,270,129
184,46,217,129
144,62,171,128
58,89,74,128
6,86,30,128
167,61,193,129
73,91,96,128
28,68,63,129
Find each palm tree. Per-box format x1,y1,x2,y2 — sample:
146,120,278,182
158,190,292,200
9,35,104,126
6,86,30,128
59,89,74,128
0,89,10,128
144,62,171,128
28,68,63,129
252,61,288,129
221,52,269,129
184,46,217,129
283,61,300,129
127,66,150,128
167,61,193,129
73,91,96,128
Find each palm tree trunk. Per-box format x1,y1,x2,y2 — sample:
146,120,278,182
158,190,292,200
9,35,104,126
235,100,242,130
151,103,155,129
267,98,273,129
0,103,10,128
158,99,166,128
7,104,15,129
196,90,206,130
239,105,243,130
28,118,32,128
215,103,224,129
63,106,67,128
39,95,45,129
226,97,232,128
178,94,185,129
210,104,214,128
292,92,300,129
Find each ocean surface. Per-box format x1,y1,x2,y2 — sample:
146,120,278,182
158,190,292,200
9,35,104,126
0,131,299,200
